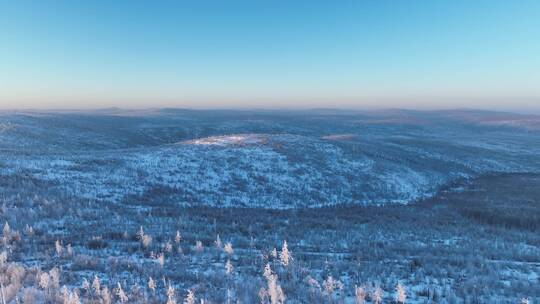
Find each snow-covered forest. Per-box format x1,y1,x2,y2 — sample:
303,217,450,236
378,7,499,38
0,109,539,303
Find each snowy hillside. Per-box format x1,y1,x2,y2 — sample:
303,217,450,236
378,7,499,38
1,109,540,208
1,109,539,303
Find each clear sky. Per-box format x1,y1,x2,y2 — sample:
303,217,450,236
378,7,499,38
1,0,539,110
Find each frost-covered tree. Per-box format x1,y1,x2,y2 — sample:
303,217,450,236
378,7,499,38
137,226,152,248
2,223,10,237
62,288,80,304
92,276,101,294
166,284,176,304
156,252,165,267
270,248,278,259
355,285,366,304
55,240,63,256
306,275,322,299
23,287,41,304
116,283,128,304
215,234,222,249
225,259,233,275
323,276,343,299
372,286,383,304
49,268,60,289
279,241,291,267
0,252,7,268
148,277,156,296
101,286,111,304
224,242,234,255
66,244,73,256
226,288,233,304
264,263,273,280
137,226,145,240
165,241,173,253
195,241,204,253
258,287,268,304
395,282,406,304
38,273,50,291
261,263,285,304
24,225,34,237
142,235,152,248
184,289,195,304
61,286,69,304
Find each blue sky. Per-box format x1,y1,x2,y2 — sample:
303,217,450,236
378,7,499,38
1,0,539,110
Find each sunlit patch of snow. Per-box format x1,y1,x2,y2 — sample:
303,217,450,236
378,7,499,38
183,134,267,146
321,134,357,141
477,119,540,131
355,117,426,125
0,123,14,134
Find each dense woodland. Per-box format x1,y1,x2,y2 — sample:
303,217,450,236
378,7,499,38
0,173,538,303
0,110,539,303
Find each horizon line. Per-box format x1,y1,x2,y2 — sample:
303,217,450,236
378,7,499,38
2,106,540,116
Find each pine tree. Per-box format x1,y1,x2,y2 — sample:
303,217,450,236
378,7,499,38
166,284,176,304
395,282,406,304
116,283,128,304
225,259,233,275
224,242,234,255
355,285,366,304
215,234,222,249
92,276,101,294
148,277,156,296
279,240,292,267
184,290,195,304
372,286,383,304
